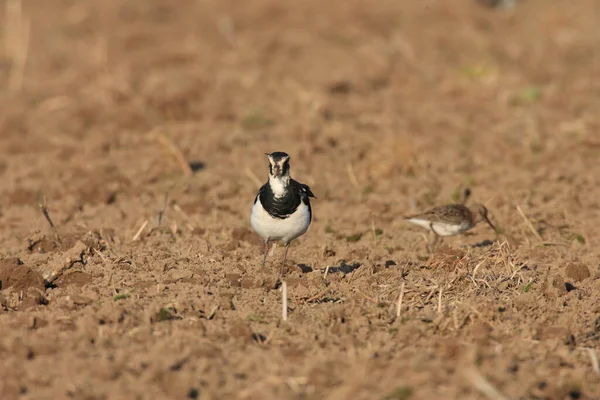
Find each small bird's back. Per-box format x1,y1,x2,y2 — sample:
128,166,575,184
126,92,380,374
405,204,473,226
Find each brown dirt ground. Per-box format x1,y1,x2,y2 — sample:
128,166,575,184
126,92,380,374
1,0,600,399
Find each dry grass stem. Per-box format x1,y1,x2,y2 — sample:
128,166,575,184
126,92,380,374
396,282,405,318
345,163,360,189
38,197,63,246
357,289,378,304
516,205,543,242
582,347,600,375
132,220,149,241
463,367,509,400
154,133,193,177
282,281,288,321
371,219,377,242
157,192,169,226
304,288,330,303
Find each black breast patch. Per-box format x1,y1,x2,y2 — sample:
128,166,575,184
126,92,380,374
258,179,316,219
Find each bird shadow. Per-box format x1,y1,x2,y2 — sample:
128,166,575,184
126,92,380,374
328,261,362,274
472,239,495,248
188,161,205,173
297,264,313,273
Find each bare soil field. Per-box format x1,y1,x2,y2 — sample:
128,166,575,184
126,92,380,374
1,0,599,399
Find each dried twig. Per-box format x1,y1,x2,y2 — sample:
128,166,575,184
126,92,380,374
371,219,377,242
345,163,360,189
472,260,486,280
581,347,600,375
437,287,443,314
38,197,62,245
157,192,169,226
93,248,108,263
516,205,542,242
282,281,288,321
396,282,405,318
357,289,378,304
323,265,330,280
132,220,149,241
463,367,508,400
208,305,219,320
304,288,330,304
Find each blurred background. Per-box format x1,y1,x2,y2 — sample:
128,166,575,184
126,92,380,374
1,0,598,245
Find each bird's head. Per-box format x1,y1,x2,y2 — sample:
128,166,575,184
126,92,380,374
267,152,291,178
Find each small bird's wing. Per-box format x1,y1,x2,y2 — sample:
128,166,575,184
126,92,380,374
405,204,471,225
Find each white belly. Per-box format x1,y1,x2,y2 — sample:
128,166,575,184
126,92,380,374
407,219,471,236
250,197,311,244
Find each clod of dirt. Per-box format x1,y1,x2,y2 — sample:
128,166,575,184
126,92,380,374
38,241,88,283
77,185,119,205
512,292,537,310
240,277,262,289
191,227,206,236
0,293,7,310
328,80,352,95
19,288,48,310
565,263,590,282
308,361,344,388
54,271,93,288
534,325,575,346
153,308,181,322
543,274,567,297
27,234,59,253
30,316,49,330
228,319,254,342
67,294,94,306
323,247,336,257
225,273,242,287
219,294,236,310
345,232,363,243
0,258,45,292
468,320,493,342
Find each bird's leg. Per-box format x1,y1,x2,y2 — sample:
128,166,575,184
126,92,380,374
261,240,271,267
280,242,290,277
428,223,441,253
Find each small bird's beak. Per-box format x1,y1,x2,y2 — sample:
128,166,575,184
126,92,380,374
484,216,497,233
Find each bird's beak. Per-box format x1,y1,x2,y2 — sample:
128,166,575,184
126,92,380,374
484,216,497,233
271,165,281,177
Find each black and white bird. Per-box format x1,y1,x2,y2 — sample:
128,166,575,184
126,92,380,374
250,152,316,274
